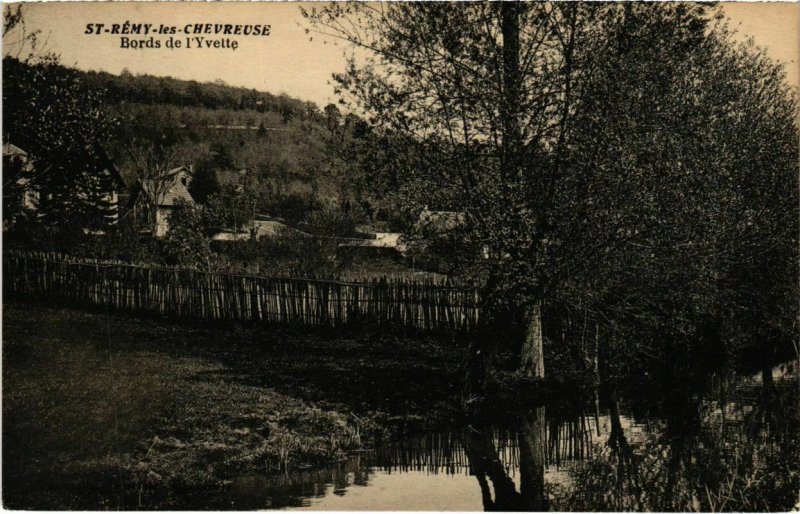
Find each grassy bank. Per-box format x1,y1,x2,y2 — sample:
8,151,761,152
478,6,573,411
2,303,466,509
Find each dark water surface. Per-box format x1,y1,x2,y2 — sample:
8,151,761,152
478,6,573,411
206,361,799,511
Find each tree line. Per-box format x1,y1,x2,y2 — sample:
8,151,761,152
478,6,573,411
82,68,321,123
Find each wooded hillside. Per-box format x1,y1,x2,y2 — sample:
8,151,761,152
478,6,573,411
84,69,341,208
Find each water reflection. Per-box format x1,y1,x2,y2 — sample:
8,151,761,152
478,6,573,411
213,362,797,511
561,362,799,512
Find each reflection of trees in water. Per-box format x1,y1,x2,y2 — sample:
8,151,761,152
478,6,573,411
606,395,645,511
230,368,797,511
372,431,474,475
463,421,526,511
370,407,592,510
547,409,594,466
562,367,799,512
366,407,592,510
370,410,594,478
214,454,373,509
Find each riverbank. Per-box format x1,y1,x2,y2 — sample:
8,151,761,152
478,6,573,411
2,302,467,509
4,302,798,510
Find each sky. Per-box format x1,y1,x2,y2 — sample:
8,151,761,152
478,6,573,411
4,1,799,107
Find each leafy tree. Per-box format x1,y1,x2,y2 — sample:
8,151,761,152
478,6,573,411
188,163,221,204
4,7,119,237
324,112,418,232
204,187,256,233
304,3,799,393
323,103,342,134
256,121,269,138
161,200,212,268
305,203,358,238
3,56,119,236
553,7,799,372
125,139,180,235
206,142,236,172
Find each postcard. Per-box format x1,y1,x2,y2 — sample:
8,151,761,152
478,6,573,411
3,2,799,511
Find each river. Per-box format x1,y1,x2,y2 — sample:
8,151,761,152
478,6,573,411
206,360,799,511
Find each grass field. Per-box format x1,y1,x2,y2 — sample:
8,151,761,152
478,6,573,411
2,302,466,509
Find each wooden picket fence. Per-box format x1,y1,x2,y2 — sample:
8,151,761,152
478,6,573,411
3,250,481,332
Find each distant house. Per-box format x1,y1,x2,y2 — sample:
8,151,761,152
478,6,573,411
253,218,291,239
2,142,125,230
130,165,196,238
375,232,405,249
2,143,36,213
251,213,314,240
211,215,305,243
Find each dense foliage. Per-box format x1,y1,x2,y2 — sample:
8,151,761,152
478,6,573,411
3,56,120,236
304,3,799,377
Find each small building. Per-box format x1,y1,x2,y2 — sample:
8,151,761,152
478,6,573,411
130,165,196,238
251,214,311,240
253,218,289,239
211,215,304,243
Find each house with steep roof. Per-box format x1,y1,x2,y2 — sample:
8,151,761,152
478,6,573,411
130,165,196,237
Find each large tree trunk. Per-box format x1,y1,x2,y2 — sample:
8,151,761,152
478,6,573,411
519,405,548,511
520,301,545,379
463,2,531,400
